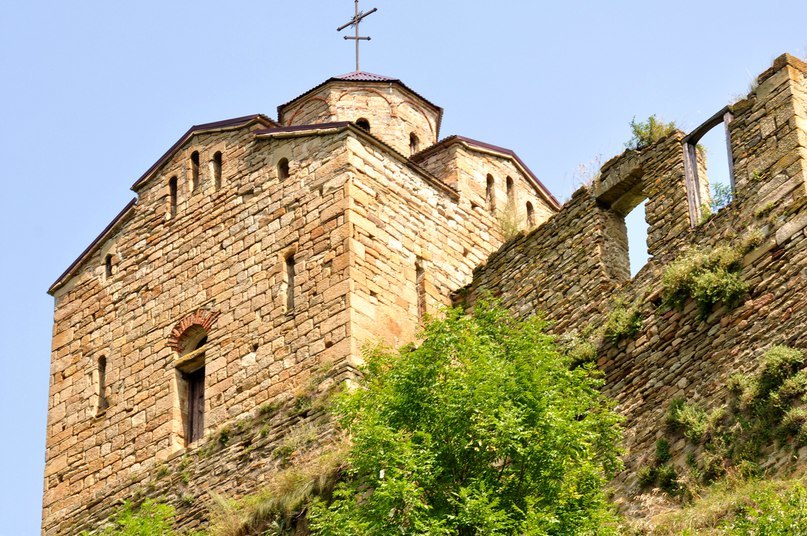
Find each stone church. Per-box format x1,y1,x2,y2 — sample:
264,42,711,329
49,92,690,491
43,70,561,533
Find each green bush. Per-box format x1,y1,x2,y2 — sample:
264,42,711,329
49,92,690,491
710,182,733,213
87,499,180,536
758,346,805,399
723,483,807,535
661,245,747,317
603,302,642,343
667,398,711,443
309,300,623,535
625,115,678,150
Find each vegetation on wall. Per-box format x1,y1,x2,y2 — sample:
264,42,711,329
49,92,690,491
308,300,624,535
661,245,747,318
638,345,806,501
625,115,678,150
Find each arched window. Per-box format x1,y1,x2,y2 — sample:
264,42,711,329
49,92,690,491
486,174,496,212
278,158,290,180
212,151,222,190
356,118,371,132
190,151,200,192
176,327,208,445
96,356,109,414
526,201,536,227
104,254,113,278
506,176,515,206
169,176,178,217
409,133,420,156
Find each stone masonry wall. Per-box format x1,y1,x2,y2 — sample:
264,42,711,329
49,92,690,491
43,126,359,534
460,54,807,500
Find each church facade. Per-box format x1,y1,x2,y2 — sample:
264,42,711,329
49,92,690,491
42,72,559,534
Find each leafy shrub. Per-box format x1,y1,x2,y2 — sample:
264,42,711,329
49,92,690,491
667,398,711,443
661,245,747,317
758,346,805,400
625,115,677,150
655,438,672,465
603,301,642,343
309,300,623,535
88,499,179,536
723,483,807,534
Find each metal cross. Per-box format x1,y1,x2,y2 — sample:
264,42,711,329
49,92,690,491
337,0,378,72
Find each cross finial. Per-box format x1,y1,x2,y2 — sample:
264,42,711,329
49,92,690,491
337,0,378,72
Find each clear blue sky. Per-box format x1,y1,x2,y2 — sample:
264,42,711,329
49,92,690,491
0,1,804,533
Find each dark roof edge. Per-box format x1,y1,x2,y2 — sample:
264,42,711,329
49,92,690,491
131,114,277,191
276,77,444,137
48,198,138,295
255,122,459,201
413,135,561,210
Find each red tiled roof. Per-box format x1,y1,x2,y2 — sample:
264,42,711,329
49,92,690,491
334,71,397,82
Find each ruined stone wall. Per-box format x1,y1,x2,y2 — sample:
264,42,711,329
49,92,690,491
280,81,441,157
460,55,807,496
43,126,359,535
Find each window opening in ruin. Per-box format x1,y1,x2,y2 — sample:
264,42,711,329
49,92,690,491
506,176,515,206
416,257,426,321
278,158,290,180
191,151,200,192
356,118,371,132
169,176,178,217
526,201,535,227
683,107,735,226
625,200,649,277
285,254,296,313
486,174,496,212
104,254,113,278
212,151,222,190
96,356,109,414
409,133,420,156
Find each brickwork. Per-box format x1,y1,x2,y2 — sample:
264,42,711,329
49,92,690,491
43,72,557,534
460,54,807,506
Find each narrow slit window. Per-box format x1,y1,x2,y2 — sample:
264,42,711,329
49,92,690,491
285,254,296,312
278,158,290,180
176,329,208,446
486,174,496,212
356,118,371,132
191,151,200,192
104,254,113,278
415,257,426,321
97,356,109,413
212,151,222,190
526,201,535,226
506,176,515,206
409,133,420,156
169,176,178,217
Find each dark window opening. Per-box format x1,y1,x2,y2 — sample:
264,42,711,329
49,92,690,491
409,133,420,155
356,118,371,132
526,202,535,227
212,151,222,190
486,174,496,212
169,176,178,217
191,151,200,192
278,158,290,180
285,254,296,312
184,366,205,443
416,257,426,321
97,356,108,414
683,107,735,226
506,176,515,206
104,254,113,278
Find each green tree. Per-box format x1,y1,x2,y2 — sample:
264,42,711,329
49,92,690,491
625,115,677,150
309,301,623,535
85,499,179,536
